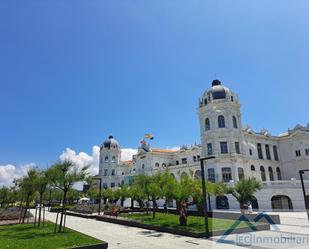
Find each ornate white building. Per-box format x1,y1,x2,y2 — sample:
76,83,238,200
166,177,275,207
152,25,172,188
97,80,309,211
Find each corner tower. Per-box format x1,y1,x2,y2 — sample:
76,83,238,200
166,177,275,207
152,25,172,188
198,80,244,181
99,135,121,176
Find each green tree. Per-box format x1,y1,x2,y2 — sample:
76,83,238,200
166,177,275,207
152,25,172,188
132,174,151,214
226,177,262,213
20,169,38,223
35,170,49,227
0,186,10,208
47,160,89,232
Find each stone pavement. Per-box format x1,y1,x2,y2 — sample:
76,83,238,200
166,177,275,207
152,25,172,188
43,211,309,249
43,211,241,249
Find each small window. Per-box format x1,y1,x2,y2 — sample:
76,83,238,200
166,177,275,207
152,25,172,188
306,149,309,156
104,156,109,162
104,169,108,176
268,167,274,181
233,116,238,129
204,98,208,105
207,143,213,155
176,160,179,165
162,163,166,168
222,168,232,182
112,156,116,162
273,146,279,161
257,143,263,159
231,96,234,102
276,167,282,180
197,155,200,161
296,150,301,157
193,156,197,162
238,168,244,180
260,166,266,181
220,142,228,154
205,118,210,131
122,172,124,175
142,164,145,169
218,115,225,128
251,165,255,171
249,149,253,156
111,169,115,176
182,158,187,164
235,142,240,154
265,144,271,160
110,183,115,188
155,162,160,167
208,168,215,182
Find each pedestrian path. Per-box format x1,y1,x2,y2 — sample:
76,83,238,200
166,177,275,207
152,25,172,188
44,211,241,249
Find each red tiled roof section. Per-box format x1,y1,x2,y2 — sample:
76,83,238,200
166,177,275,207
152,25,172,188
121,160,134,166
151,148,178,153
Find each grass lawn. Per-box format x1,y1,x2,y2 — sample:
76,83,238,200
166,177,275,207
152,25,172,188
121,212,260,233
0,222,102,249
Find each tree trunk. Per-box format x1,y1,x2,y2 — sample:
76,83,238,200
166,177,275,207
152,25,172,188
38,193,43,227
152,199,157,219
58,190,67,233
240,202,247,214
178,201,188,226
22,194,30,224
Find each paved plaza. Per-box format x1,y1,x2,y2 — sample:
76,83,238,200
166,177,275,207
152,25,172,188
42,211,309,249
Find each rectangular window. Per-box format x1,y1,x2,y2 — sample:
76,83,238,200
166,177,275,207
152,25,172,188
176,160,179,165
296,150,301,157
111,169,115,176
257,143,263,159
182,158,187,164
197,155,200,161
249,149,253,156
235,142,240,154
104,169,108,176
306,149,309,156
207,143,213,155
265,144,271,160
193,156,197,162
222,167,232,183
220,142,228,154
273,146,279,161
208,168,215,182
110,183,115,188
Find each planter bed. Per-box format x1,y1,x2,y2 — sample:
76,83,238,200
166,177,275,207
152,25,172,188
119,208,281,224
65,211,97,219
96,213,270,238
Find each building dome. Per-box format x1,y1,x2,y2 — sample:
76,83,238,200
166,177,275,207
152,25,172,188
101,135,120,150
199,79,237,107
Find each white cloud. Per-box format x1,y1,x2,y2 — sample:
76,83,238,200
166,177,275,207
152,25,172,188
0,163,34,187
121,148,137,161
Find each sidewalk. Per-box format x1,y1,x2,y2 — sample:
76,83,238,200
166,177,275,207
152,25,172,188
43,211,241,249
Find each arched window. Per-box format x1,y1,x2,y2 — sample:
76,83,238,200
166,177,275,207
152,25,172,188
271,195,293,211
162,163,167,168
260,166,266,181
268,167,274,181
205,118,210,131
181,172,188,179
233,116,238,128
194,170,201,180
251,165,255,171
238,167,244,180
111,156,116,162
155,162,160,167
218,115,225,128
104,156,109,162
276,167,282,180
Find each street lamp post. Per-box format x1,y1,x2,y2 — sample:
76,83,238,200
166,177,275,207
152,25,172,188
200,156,215,239
299,170,309,223
93,177,102,216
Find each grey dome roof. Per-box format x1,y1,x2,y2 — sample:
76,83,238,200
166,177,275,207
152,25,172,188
102,135,120,150
209,80,226,99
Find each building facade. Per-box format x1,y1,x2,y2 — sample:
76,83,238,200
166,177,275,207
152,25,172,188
96,80,309,211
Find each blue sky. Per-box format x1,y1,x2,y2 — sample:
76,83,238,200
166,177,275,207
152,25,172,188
0,1,309,169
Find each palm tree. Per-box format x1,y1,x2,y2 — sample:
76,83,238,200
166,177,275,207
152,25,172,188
226,177,262,214
47,160,89,232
